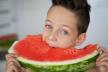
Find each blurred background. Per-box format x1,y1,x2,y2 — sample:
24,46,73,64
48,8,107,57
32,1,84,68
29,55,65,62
0,0,108,72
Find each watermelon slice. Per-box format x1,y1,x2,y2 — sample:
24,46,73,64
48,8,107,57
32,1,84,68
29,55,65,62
8,35,99,72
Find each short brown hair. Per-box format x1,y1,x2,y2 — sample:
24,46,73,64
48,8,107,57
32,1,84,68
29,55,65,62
51,0,91,34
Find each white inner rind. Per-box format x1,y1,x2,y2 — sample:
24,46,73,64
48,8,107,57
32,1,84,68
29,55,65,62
8,41,99,66
8,41,18,53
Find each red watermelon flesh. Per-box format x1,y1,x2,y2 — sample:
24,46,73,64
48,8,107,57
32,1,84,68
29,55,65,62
14,35,50,60
13,35,97,61
37,45,97,61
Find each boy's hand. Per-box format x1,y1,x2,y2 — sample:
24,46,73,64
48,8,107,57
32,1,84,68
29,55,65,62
87,47,108,72
5,53,31,72
96,47,108,72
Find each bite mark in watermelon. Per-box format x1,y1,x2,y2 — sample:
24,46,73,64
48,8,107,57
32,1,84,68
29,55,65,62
8,35,99,72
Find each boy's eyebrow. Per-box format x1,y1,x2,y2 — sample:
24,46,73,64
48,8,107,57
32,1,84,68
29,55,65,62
62,25,72,30
45,19,72,29
45,19,54,24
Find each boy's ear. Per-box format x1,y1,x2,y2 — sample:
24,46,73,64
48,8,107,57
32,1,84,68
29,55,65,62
75,33,86,46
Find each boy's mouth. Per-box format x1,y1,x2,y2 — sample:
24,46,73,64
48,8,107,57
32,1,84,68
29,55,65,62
45,41,58,48
42,37,59,48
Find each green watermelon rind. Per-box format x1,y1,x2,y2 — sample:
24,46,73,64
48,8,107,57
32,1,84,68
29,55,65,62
8,41,18,54
8,41,99,72
20,55,98,72
19,54,99,72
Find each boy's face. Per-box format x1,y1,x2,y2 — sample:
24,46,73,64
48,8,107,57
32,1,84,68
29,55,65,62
42,6,84,48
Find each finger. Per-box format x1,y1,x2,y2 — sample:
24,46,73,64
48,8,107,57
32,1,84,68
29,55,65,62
101,48,108,53
97,66,107,72
96,45,105,55
97,47,105,54
7,60,21,68
8,66,20,72
97,56,108,63
96,60,108,67
20,67,26,72
6,53,18,57
97,47,108,54
6,64,21,72
6,53,18,60
6,57,21,68
6,54,21,67
97,53,108,62
97,47,103,54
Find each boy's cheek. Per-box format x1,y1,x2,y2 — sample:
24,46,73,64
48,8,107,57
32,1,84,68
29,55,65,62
42,32,49,41
58,41,72,48
42,34,46,41
42,32,46,41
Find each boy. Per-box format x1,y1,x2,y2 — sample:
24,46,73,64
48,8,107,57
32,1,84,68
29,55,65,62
6,0,108,72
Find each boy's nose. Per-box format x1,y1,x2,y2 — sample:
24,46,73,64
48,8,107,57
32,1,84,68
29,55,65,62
48,31,57,42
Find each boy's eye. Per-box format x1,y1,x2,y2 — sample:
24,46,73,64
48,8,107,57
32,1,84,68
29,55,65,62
45,24,53,29
61,30,69,35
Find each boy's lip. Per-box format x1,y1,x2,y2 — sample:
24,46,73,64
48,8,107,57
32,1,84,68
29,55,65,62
46,41,58,48
42,36,58,48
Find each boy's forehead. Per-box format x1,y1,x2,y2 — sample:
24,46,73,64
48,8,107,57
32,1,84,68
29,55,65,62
47,6,78,29
48,6,75,17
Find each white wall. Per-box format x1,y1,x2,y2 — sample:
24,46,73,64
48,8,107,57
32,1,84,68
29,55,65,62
85,0,108,48
0,0,17,35
16,0,51,39
16,0,108,48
